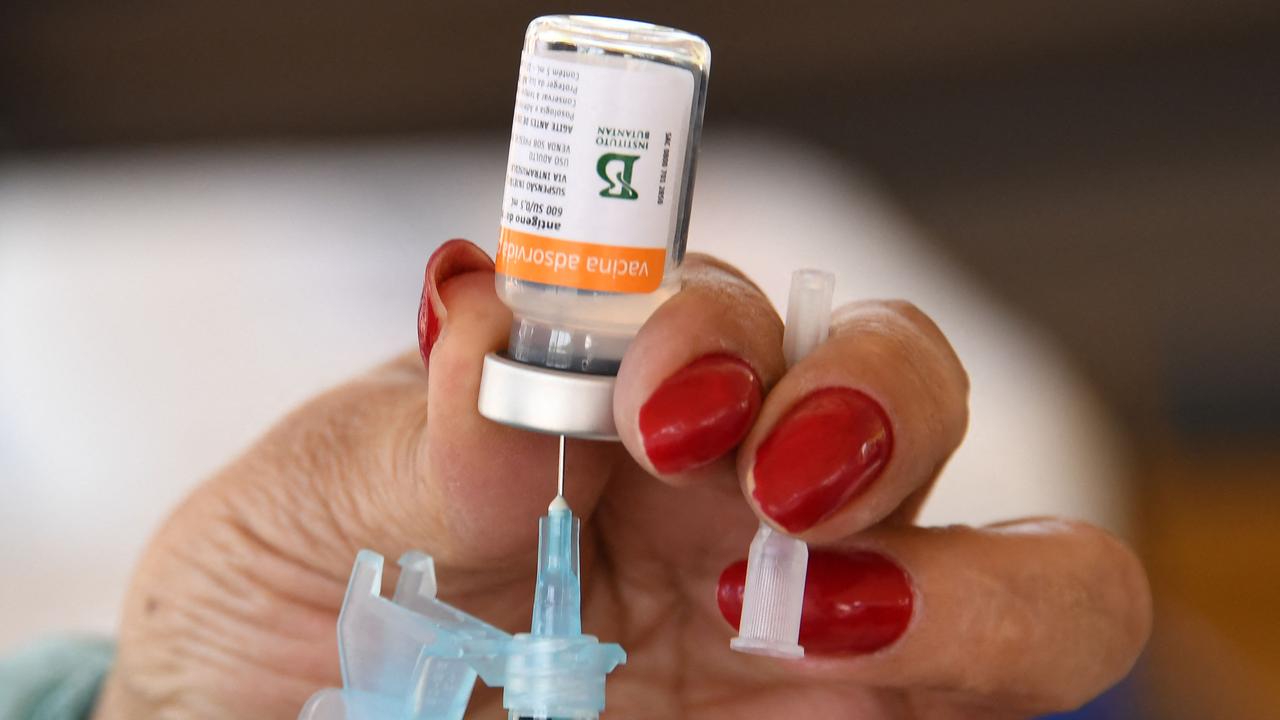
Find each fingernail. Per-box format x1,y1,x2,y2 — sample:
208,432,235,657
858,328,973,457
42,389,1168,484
638,354,763,473
751,387,892,532
418,239,494,369
717,549,913,655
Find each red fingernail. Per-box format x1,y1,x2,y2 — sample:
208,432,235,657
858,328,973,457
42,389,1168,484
717,549,913,655
751,387,892,532
418,239,494,369
638,354,763,473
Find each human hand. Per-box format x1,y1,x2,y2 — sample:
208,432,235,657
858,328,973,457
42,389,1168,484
95,239,1151,719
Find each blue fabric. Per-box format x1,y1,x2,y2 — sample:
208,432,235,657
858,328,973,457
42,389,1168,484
0,637,114,720
1037,670,1143,720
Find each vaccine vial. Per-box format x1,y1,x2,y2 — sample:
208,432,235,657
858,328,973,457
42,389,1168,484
496,15,711,375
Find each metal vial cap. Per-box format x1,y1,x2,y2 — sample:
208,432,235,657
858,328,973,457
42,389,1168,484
477,352,619,441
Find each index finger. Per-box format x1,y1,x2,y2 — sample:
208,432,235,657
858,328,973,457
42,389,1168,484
613,254,787,484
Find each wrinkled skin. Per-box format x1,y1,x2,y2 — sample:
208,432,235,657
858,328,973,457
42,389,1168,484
95,243,1151,720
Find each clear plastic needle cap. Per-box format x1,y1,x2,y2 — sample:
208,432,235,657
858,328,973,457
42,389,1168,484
731,269,835,659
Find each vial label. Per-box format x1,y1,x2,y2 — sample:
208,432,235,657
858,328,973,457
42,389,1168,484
498,52,695,294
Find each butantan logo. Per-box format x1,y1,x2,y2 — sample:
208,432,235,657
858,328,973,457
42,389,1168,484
596,153,640,200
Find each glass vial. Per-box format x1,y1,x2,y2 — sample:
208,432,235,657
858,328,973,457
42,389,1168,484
496,15,710,374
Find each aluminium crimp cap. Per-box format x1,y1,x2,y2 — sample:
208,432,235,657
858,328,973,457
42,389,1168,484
477,352,619,441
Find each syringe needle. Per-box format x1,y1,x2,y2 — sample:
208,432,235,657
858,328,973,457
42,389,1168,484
549,435,570,513
557,434,566,498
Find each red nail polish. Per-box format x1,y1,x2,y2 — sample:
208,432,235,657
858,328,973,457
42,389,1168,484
418,239,494,369
716,559,749,627
638,354,762,473
751,387,892,532
717,550,913,655
417,285,440,368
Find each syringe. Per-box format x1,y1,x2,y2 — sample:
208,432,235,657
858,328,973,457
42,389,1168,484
503,435,625,720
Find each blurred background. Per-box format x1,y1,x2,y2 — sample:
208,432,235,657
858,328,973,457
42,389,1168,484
2,1,1278,718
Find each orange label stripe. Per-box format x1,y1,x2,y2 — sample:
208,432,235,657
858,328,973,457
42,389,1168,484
496,227,666,294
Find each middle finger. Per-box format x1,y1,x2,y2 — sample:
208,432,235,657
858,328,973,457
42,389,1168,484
738,299,970,544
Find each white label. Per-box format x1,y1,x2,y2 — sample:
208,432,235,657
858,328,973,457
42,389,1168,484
496,52,695,293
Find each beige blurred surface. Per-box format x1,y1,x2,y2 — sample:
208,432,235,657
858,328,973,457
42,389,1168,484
0,134,1127,653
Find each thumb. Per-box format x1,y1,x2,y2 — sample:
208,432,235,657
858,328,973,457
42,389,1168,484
417,239,619,569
